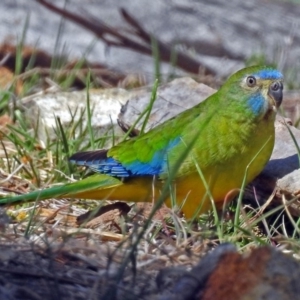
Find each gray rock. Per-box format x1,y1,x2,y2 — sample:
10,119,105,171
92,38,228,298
21,88,133,146
119,77,215,131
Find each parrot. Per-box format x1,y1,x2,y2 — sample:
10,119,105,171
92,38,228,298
0,66,283,219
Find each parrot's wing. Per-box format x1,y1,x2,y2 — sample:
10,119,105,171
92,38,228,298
70,100,212,179
70,149,134,177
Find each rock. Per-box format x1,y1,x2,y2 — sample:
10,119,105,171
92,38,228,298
199,246,300,300
203,245,300,300
21,88,136,146
157,244,300,300
119,77,215,131
281,91,300,124
277,170,300,196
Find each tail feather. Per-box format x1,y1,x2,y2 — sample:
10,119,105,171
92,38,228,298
0,174,123,205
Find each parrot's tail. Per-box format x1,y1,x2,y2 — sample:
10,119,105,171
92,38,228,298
0,174,159,205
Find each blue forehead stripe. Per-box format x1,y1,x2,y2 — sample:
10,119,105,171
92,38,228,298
253,69,283,80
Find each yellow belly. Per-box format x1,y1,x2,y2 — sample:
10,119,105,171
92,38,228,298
167,127,274,217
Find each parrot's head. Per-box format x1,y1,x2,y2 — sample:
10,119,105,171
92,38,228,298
224,66,284,119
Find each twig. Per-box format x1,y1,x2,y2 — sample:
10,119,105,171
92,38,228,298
35,0,215,75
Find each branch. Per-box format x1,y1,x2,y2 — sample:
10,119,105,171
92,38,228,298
35,0,216,75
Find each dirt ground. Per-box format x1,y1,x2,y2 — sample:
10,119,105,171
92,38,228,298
0,198,214,300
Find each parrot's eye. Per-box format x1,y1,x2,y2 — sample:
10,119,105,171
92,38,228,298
270,81,282,91
246,76,256,87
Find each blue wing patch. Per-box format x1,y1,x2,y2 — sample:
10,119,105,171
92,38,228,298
70,138,180,177
87,157,132,177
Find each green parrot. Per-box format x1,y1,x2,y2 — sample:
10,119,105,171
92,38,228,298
0,66,283,218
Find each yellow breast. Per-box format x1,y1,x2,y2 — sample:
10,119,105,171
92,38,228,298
166,116,275,219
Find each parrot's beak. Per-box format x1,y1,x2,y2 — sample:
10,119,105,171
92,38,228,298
268,81,283,108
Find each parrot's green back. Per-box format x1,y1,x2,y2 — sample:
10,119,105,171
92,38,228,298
0,66,284,218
